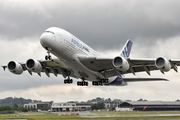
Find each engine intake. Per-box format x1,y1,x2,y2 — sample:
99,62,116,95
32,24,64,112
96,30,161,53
26,59,42,73
155,57,171,72
8,61,23,75
112,56,129,71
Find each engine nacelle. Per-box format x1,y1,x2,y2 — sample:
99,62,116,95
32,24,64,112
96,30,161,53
26,59,42,73
155,57,171,72
7,61,23,75
112,56,129,71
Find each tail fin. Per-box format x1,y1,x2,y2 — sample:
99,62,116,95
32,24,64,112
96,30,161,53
120,39,133,58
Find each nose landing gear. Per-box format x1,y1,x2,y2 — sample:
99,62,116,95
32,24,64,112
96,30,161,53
45,47,52,60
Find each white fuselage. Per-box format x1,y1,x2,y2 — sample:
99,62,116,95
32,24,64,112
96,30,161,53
40,27,104,81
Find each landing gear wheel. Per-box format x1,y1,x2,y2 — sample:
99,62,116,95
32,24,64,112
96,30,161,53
92,81,103,86
45,56,48,60
64,78,73,84
70,79,73,83
48,55,51,60
77,81,88,86
45,47,52,60
64,80,67,84
106,79,108,83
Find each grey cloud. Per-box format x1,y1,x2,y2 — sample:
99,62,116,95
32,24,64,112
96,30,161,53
0,71,65,92
1,0,180,50
1,0,180,101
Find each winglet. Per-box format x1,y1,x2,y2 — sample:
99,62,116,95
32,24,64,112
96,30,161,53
120,39,133,58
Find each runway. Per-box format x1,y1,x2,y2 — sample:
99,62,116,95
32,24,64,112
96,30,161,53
52,111,97,115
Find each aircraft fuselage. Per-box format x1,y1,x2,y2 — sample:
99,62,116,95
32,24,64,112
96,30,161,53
40,27,103,81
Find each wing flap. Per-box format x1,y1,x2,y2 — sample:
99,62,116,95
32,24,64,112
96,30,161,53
40,59,78,78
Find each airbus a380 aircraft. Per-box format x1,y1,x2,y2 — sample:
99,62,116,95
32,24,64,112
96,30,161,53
2,27,180,86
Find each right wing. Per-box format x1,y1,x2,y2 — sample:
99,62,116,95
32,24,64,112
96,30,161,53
2,58,77,78
36,59,77,78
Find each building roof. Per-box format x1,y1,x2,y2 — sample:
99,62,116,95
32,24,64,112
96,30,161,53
122,101,180,106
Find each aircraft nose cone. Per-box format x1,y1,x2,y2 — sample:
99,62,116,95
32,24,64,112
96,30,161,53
40,32,54,48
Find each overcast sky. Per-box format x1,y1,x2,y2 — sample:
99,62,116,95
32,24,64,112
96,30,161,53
1,0,180,102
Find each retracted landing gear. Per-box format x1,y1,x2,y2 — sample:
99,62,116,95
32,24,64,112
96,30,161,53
77,80,88,86
45,47,52,60
64,76,73,84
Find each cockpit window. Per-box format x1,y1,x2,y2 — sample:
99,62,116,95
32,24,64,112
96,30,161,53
45,31,55,34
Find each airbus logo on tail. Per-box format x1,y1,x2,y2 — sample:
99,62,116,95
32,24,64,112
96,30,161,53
121,40,132,58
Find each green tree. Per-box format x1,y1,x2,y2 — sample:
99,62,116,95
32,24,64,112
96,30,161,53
0,97,31,107
91,102,105,110
13,104,18,110
137,98,143,101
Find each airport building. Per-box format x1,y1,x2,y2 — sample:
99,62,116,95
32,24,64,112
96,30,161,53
104,99,122,108
116,101,180,111
24,100,53,109
51,102,92,112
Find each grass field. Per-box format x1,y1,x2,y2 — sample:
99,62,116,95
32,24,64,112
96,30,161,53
0,111,180,120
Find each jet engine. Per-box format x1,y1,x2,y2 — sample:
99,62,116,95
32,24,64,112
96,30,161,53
7,61,23,75
112,56,129,71
155,57,171,72
26,59,42,73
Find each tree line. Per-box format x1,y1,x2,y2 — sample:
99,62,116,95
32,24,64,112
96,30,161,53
0,104,36,114
91,102,105,110
0,97,31,106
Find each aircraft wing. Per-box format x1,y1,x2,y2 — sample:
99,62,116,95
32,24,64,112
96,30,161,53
78,55,180,77
37,59,78,78
2,58,77,78
78,55,113,72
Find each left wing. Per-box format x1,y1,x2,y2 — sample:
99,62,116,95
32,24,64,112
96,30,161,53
127,58,180,75
78,55,180,77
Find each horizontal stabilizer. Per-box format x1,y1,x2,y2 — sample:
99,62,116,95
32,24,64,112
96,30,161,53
123,78,168,82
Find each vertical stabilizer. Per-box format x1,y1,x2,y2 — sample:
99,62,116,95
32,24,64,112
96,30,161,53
120,39,133,58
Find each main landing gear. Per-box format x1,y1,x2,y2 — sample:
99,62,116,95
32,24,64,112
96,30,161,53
92,79,108,86
77,80,88,86
45,47,52,60
64,77,73,84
